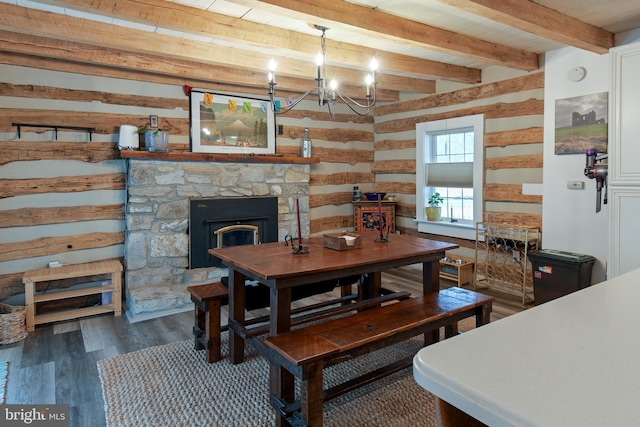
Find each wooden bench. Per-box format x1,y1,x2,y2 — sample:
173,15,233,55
187,282,229,363
264,287,495,427
23,260,123,332
187,276,363,363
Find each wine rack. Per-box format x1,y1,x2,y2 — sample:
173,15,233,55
474,222,541,304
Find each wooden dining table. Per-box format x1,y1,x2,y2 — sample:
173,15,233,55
210,232,457,424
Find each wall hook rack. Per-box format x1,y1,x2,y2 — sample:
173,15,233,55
13,123,96,141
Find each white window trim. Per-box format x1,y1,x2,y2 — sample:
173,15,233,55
416,114,484,240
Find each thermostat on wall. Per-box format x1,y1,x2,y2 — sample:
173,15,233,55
568,66,586,82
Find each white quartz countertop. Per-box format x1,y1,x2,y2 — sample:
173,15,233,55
413,267,640,427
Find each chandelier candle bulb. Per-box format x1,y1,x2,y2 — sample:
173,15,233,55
268,59,276,84
370,57,378,84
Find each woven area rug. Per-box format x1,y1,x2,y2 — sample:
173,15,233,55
98,318,475,426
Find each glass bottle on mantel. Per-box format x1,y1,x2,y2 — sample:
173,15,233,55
301,128,313,158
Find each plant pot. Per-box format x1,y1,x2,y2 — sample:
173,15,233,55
145,130,169,152
426,206,442,221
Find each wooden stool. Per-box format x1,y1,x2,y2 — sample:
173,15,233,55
186,282,229,363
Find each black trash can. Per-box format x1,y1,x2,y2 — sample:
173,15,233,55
528,249,595,305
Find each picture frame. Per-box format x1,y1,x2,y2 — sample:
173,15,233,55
554,92,608,155
190,90,276,154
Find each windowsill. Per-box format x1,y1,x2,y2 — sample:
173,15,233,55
416,219,475,240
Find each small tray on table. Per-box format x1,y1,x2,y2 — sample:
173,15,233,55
322,233,362,250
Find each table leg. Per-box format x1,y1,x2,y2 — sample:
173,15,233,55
24,280,35,332
300,362,324,426
423,259,440,295
476,302,493,327
423,259,441,345
435,397,488,427
360,271,382,301
229,268,246,364
111,269,122,316
270,286,294,427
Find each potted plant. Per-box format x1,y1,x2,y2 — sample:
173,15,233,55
426,192,443,221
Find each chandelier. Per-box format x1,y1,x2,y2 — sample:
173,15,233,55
268,26,378,117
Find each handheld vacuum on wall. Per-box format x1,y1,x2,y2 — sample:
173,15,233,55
584,148,608,213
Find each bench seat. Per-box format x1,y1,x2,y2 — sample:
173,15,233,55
187,282,229,362
265,287,495,427
187,275,363,363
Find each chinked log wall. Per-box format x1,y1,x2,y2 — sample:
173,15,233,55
0,62,542,302
0,63,373,301
372,71,545,244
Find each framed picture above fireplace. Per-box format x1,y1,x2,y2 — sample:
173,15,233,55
190,90,276,155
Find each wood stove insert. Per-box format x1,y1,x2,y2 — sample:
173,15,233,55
189,196,278,269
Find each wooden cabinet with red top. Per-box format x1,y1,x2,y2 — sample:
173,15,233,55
353,201,396,233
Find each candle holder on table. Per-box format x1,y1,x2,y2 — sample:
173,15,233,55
292,198,310,254
375,193,390,243
293,240,310,254
284,235,309,254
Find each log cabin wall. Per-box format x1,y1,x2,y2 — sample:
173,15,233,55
0,63,374,301
0,61,542,303
372,69,545,248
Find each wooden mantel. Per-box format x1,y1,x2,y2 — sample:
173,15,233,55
120,150,319,164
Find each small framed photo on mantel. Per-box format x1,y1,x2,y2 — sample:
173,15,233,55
190,90,276,155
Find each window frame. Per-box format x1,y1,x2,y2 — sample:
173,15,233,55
416,114,484,240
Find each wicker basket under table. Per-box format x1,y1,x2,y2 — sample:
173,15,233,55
0,303,27,345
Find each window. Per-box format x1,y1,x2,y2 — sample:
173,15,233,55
416,114,484,240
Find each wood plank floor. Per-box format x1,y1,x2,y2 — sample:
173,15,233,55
1,264,528,427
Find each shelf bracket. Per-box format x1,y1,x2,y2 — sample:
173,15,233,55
13,123,96,141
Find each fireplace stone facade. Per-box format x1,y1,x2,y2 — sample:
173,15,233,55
124,159,310,320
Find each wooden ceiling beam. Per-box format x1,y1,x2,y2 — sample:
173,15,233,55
0,3,427,94
440,0,613,54
43,0,478,84
0,30,399,101
249,0,540,71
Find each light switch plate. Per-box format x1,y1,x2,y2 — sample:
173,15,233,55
567,180,585,190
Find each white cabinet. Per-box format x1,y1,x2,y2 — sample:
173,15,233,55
609,42,640,277
609,188,640,276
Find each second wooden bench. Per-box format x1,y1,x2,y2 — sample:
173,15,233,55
264,287,495,427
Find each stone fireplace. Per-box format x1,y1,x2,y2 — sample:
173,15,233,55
123,159,310,321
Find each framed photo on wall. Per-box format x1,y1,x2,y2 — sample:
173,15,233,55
554,92,608,155
190,90,276,154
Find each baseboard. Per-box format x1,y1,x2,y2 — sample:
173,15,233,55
125,303,194,323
